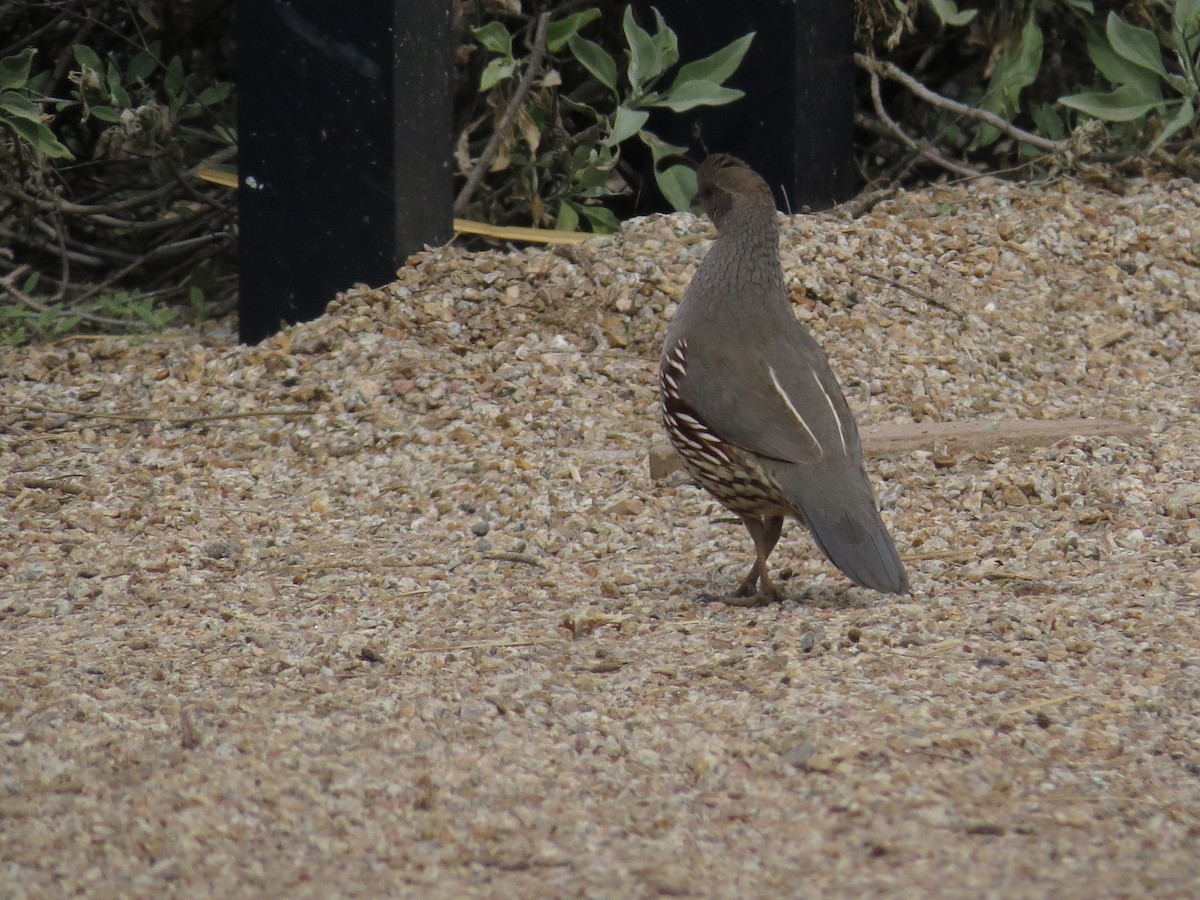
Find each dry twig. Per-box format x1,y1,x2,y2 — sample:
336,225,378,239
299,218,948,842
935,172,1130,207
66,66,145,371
454,12,552,217
0,265,134,327
482,552,547,568
855,54,1070,154
8,404,317,428
863,68,980,180
411,639,564,653
847,263,966,319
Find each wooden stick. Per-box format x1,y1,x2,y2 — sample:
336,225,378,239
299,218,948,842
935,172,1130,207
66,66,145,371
451,218,592,245
649,417,1147,480
482,551,546,568
411,638,563,653
8,404,316,428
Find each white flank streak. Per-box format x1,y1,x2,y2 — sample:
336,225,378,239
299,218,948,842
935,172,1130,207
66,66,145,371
768,366,823,460
813,372,849,455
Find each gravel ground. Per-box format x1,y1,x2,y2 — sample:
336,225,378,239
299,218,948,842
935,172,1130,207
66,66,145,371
3,175,1199,898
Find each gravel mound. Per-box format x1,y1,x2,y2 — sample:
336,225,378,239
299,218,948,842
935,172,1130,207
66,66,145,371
3,175,1198,896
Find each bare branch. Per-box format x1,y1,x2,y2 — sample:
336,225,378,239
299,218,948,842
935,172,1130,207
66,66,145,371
0,265,137,327
863,67,981,180
855,53,1069,154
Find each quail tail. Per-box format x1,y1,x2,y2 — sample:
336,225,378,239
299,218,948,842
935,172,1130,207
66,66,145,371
781,467,910,595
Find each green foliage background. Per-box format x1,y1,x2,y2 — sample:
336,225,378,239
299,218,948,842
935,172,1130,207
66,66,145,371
0,0,1196,343
855,0,1199,182
0,0,236,343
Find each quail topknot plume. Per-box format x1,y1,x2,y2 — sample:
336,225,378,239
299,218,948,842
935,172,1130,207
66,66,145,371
659,153,909,604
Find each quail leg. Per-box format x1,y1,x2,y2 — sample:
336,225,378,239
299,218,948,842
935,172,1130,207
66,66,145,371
726,515,785,606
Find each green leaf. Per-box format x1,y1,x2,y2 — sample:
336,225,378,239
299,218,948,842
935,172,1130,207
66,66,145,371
649,80,743,112
164,56,184,98
1149,97,1197,152
623,5,662,93
547,9,601,53
568,35,618,93
472,21,513,57
579,204,620,233
1171,0,1200,55
197,82,232,106
56,314,83,335
560,94,603,121
568,143,619,195
650,9,680,74
1060,83,1164,121
89,105,121,123
1106,12,1168,79
73,44,103,71
1161,72,1191,97
969,123,1000,150
639,130,686,158
107,60,130,107
1085,24,1161,97
0,48,35,92
1175,0,1200,36
655,164,697,212
479,58,515,91
925,0,977,27
7,117,73,158
669,32,754,92
126,50,157,83
605,106,650,146
968,15,1040,150
36,304,62,331
1030,102,1066,140
555,200,581,232
993,16,1043,108
639,131,693,210
0,92,43,122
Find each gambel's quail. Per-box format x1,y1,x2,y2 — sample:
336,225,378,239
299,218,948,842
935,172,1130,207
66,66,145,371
659,153,908,604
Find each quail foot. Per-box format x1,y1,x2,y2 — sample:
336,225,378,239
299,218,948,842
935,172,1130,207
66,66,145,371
659,153,909,605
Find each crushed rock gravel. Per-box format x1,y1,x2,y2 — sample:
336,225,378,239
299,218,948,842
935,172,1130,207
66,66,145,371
2,175,1199,897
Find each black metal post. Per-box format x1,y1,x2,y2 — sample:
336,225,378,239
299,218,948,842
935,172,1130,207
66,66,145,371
236,1,452,344
641,0,855,212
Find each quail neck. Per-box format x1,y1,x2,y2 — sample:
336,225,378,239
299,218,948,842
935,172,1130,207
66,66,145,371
678,180,791,332
671,187,804,365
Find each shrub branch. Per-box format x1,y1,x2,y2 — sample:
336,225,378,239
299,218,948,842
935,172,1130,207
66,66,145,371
454,11,552,218
855,53,1069,154
863,66,980,180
